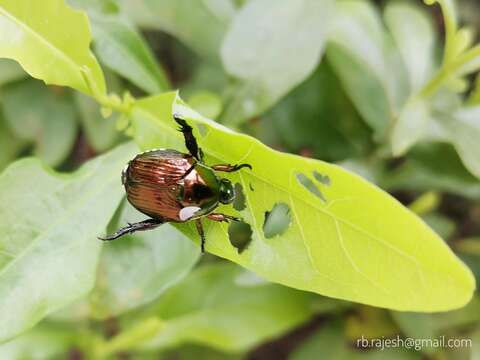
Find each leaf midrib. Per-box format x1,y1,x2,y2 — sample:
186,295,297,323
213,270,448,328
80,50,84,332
136,105,423,271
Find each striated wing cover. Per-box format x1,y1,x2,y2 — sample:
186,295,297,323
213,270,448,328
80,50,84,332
124,149,194,221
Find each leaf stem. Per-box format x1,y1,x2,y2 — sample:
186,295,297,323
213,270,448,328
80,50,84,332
408,192,440,216
419,45,480,98
437,1,457,64
81,67,136,116
467,76,480,105
97,91,135,116
95,317,164,358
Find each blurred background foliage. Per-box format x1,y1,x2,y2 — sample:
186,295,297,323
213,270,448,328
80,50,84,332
0,0,479,359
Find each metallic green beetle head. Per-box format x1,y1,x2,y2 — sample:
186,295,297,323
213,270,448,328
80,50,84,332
218,178,235,204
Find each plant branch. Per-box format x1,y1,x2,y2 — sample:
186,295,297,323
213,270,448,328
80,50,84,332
81,67,136,116
420,45,480,98
95,317,164,358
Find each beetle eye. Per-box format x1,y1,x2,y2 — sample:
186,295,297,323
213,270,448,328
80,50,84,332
219,179,235,204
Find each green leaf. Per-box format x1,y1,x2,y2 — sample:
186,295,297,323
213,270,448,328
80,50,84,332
131,263,316,352
0,0,105,96
291,320,420,360
90,14,170,94
262,64,371,162
0,59,26,86
391,312,435,346
89,201,200,319
1,80,78,166
391,296,480,347
384,1,435,92
391,99,432,156
436,107,480,179
424,0,458,64
0,142,137,343
422,214,456,240
0,322,77,359
0,115,24,172
326,0,408,138
183,62,229,97
291,321,349,360
382,143,480,200
456,238,480,257
74,92,121,153
418,0,478,99
68,0,119,15
118,0,235,62
220,0,335,125
187,91,223,120
472,330,480,360
130,91,475,312
159,344,245,360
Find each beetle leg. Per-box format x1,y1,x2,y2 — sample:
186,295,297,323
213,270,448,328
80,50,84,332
195,218,206,253
207,213,241,223
164,164,196,186
181,164,196,179
173,115,203,161
98,218,164,241
211,163,252,172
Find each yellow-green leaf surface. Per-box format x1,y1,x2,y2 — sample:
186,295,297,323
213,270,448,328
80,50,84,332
130,92,475,312
0,0,105,95
0,143,137,343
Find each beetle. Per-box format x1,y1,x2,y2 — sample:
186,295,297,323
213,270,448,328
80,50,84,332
99,115,252,252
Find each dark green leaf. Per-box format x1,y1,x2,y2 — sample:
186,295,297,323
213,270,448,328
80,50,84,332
0,59,26,86
0,115,24,172
382,143,480,200
119,0,235,62
90,14,170,94
75,92,121,153
436,107,480,179
262,64,371,161
2,80,78,166
291,320,420,360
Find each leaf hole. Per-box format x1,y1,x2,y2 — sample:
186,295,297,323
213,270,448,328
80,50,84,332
233,183,246,211
263,203,291,238
228,221,253,254
313,171,331,186
295,172,326,202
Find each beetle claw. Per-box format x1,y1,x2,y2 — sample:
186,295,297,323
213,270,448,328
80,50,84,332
225,216,242,223
234,164,252,171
